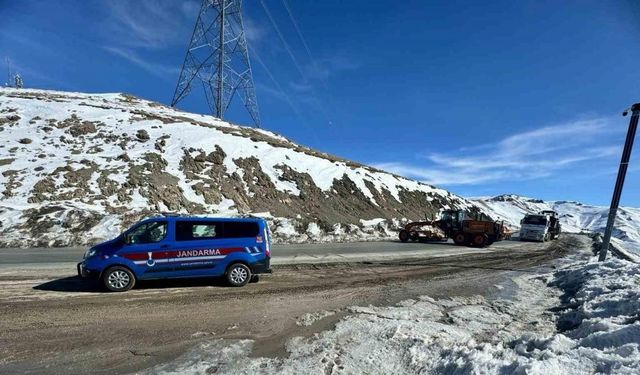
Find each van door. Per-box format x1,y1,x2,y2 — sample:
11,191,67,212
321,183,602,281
120,220,172,278
171,220,229,276
171,220,260,277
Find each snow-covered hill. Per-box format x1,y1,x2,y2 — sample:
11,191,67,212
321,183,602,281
0,88,475,247
472,194,640,257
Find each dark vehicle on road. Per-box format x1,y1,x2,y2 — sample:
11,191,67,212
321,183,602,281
77,216,271,292
399,209,511,247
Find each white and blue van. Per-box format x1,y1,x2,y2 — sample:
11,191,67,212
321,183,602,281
77,216,271,292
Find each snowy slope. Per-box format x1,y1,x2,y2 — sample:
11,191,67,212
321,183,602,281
473,194,640,256
0,88,474,247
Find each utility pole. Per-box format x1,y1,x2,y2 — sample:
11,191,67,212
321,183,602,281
172,0,261,127
15,73,23,89
5,58,12,87
599,103,640,261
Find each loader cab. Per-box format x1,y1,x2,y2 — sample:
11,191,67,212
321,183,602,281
439,209,463,227
438,209,469,236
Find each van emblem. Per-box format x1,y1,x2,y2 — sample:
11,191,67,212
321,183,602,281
146,252,155,267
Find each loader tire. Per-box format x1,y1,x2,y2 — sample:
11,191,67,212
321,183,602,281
399,230,409,243
453,232,466,246
409,231,419,242
472,234,488,248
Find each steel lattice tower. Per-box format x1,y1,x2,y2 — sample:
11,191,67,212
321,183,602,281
172,0,261,127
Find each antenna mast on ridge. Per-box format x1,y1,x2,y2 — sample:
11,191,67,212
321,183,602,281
172,0,261,127
5,58,12,87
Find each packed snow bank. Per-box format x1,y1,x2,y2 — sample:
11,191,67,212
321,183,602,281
269,217,402,244
148,249,640,374
591,232,640,264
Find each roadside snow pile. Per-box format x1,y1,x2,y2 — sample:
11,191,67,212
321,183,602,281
296,310,337,327
546,258,640,371
269,217,403,244
149,257,640,375
0,88,474,247
473,194,640,258
609,237,640,263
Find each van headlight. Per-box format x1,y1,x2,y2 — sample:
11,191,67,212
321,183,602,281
84,248,98,259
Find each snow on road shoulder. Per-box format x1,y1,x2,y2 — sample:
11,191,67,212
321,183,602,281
148,252,640,375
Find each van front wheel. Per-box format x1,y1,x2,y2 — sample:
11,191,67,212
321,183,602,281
103,266,135,292
227,263,251,287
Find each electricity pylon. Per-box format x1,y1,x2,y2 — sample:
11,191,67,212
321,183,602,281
172,0,261,127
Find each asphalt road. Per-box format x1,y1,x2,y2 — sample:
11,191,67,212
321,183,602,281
0,238,527,266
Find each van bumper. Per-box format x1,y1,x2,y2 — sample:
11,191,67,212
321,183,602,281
251,258,272,274
77,262,100,279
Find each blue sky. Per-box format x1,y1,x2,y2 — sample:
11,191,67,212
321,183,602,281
2,0,640,206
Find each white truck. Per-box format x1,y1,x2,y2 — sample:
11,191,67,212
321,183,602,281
519,211,561,242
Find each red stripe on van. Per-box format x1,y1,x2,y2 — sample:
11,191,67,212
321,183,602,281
122,247,246,261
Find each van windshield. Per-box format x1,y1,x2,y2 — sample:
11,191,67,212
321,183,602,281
523,216,547,226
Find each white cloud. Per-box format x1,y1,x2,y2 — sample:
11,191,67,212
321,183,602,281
304,55,359,81
374,117,624,186
103,46,179,79
244,15,267,44
103,0,198,49
94,1,200,83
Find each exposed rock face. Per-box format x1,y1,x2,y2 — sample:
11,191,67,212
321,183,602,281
136,129,150,142
0,88,477,247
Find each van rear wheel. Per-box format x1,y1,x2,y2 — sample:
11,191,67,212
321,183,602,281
227,263,251,287
102,266,135,292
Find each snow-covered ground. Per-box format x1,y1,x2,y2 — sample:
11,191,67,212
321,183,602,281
148,240,640,375
473,195,640,259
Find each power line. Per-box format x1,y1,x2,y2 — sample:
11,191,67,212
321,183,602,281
258,0,307,79
250,48,309,126
281,0,314,63
258,0,332,126
278,0,338,127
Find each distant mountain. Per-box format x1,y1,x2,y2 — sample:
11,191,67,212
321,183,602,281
471,194,640,258
0,88,475,247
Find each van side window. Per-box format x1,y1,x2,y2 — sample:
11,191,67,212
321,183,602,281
176,221,221,241
175,221,259,241
127,221,167,244
193,224,218,239
224,222,259,238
